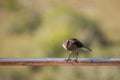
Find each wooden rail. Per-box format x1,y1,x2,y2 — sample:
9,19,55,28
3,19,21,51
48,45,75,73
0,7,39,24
0,58,120,66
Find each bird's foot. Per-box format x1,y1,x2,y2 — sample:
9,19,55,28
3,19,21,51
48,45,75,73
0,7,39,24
65,58,72,62
74,59,78,63
91,60,93,63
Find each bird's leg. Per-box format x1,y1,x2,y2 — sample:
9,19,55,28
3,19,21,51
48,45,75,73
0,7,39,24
66,51,72,61
75,49,79,62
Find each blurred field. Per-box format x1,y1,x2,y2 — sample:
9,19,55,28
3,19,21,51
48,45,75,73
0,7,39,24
0,0,120,80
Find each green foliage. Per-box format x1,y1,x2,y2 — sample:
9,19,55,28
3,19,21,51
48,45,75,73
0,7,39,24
3,0,20,11
9,13,41,35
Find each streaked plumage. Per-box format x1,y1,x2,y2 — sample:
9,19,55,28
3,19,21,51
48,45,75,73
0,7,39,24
63,38,91,61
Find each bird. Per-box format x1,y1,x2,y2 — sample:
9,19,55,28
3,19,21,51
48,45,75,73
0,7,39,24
62,38,92,61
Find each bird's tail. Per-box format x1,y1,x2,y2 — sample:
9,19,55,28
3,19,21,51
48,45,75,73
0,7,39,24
81,46,92,52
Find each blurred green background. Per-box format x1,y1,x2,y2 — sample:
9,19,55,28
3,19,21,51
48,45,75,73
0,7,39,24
0,0,120,80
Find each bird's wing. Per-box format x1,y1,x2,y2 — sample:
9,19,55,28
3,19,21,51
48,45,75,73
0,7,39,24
73,40,84,48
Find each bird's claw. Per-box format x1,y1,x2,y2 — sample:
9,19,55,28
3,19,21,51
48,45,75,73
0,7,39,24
65,58,71,62
74,59,78,63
